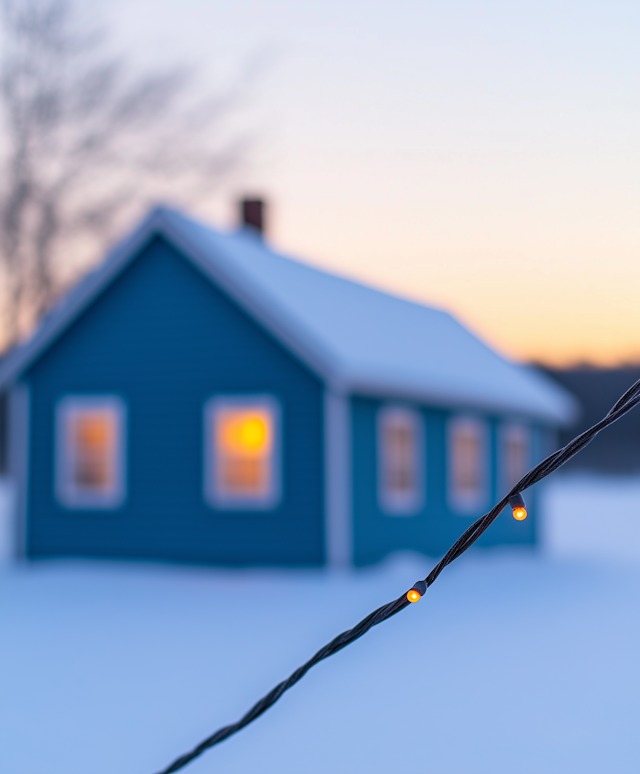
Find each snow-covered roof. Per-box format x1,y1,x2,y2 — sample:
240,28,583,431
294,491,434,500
0,206,577,424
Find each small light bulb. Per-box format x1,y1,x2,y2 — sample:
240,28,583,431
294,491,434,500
508,493,527,521
406,581,426,603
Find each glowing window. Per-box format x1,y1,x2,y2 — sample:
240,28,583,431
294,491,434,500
501,423,530,493
377,406,424,515
448,416,488,514
56,396,126,509
204,396,280,509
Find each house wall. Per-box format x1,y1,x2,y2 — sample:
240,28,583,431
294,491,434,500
23,236,325,566
350,396,542,566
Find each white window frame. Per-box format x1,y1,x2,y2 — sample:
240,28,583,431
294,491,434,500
447,415,489,515
377,405,425,516
55,395,127,510
203,394,281,511
499,422,531,495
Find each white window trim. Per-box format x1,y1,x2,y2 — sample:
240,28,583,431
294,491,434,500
377,405,425,516
55,395,127,510
499,422,531,495
447,415,489,515
203,394,281,511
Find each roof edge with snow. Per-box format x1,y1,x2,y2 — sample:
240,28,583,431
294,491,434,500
0,205,578,425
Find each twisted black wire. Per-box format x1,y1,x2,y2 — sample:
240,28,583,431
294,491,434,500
154,376,640,774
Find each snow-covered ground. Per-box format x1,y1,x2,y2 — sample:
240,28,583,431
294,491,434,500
543,473,640,561
1,475,639,774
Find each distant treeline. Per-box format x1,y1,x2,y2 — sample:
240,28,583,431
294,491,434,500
540,365,640,474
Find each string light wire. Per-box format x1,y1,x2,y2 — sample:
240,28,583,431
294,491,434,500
154,376,640,774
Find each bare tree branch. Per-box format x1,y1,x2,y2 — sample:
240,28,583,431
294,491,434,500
0,0,257,346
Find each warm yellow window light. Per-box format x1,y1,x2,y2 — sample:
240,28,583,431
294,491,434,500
240,416,268,450
220,412,271,455
73,412,115,489
56,397,125,509
503,424,530,492
76,415,112,449
215,408,274,497
453,430,481,492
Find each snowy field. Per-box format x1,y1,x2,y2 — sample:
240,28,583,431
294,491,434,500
1,475,639,774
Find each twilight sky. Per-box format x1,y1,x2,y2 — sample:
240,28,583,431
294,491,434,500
108,0,639,365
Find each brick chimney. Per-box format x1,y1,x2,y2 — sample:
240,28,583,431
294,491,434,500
239,197,266,237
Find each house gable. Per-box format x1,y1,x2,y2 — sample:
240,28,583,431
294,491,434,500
23,236,325,565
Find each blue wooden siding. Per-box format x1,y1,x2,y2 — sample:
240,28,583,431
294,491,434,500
351,396,540,566
24,236,325,566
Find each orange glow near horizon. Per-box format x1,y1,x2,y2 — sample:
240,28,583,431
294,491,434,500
263,241,640,369
277,235,640,369
263,161,640,369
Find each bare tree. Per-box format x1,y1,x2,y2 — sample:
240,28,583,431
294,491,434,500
0,0,255,349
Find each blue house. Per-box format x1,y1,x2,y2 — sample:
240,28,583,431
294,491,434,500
0,204,575,567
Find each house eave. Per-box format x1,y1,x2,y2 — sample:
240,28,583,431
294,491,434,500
342,376,578,426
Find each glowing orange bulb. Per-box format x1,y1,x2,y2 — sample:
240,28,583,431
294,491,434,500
512,506,527,521
406,589,421,603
